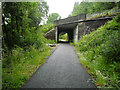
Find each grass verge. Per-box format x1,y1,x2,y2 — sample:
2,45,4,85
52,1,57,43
74,15,120,88
2,45,52,89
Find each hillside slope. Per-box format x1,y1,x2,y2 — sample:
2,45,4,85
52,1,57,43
74,15,120,88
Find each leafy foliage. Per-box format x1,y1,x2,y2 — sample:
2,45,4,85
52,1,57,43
2,2,48,50
40,24,54,33
2,2,56,89
59,33,68,41
75,15,120,88
70,2,119,16
2,45,51,89
46,13,61,24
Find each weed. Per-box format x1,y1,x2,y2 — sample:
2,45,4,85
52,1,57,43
74,15,120,88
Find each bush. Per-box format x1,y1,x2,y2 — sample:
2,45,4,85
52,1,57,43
2,44,51,89
40,24,54,33
2,24,55,89
75,15,120,88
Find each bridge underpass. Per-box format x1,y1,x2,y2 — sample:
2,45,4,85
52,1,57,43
56,23,78,42
55,14,86,43
45,14,113,43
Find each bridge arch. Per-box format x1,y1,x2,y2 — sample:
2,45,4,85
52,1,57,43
55,14,86,43
55,23,78,43
58,30,74,42
58,32,69,42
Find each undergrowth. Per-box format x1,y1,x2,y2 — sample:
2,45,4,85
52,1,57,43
87,7,120,19
40,24,54,33
2,45,51,89
74,15,120,88
2,25,55,89
59,33,68,41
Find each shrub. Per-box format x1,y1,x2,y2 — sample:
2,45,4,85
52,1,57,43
75,15,120,88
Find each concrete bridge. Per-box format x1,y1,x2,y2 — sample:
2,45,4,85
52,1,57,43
45,14,114,43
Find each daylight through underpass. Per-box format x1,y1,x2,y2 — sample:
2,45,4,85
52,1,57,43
56,23,78,43
59,32,69,42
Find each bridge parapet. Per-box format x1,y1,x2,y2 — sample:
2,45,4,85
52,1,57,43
54,14,86,26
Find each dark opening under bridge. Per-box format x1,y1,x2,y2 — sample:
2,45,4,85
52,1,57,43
45,14,114,42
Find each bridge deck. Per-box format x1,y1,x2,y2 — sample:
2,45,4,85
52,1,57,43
55,16,114,26
54,14,86,26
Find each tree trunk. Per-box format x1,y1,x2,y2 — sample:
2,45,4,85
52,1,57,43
10,2,15,47
16,15,19,33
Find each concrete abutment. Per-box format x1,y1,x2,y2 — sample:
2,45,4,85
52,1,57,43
45,16,113,43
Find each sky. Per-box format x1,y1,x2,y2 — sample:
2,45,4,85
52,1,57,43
45,0,83,19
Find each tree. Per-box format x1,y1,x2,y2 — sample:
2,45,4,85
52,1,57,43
46,13,61,24
71,2,93,16
2,2,49,50
71,2,117,16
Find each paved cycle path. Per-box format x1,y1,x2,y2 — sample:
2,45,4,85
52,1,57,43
22,43,95,88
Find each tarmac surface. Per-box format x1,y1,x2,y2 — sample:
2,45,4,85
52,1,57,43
22,43,96,88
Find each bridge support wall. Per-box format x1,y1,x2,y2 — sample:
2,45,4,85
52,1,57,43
55,26,58,42
45,28,56,40
45,17,113,43
77,19,112,40
73,25,79,42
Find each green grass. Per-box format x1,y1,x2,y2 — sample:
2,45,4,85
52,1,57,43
48,39,57,44
74,15,120,88
59,33,68,41
40,24,54,33
2,45,52,89
0,60,2,90
2,22,57,89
